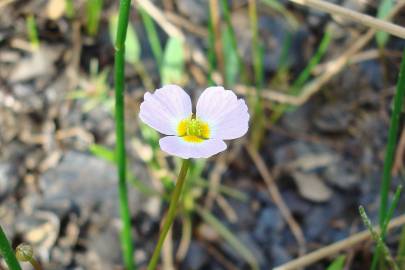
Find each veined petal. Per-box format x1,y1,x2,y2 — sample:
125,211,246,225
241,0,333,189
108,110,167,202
139,85,192,135
196,86,249,140
159,136,227,159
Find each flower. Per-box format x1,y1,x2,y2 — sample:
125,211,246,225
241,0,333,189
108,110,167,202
139,85,249,159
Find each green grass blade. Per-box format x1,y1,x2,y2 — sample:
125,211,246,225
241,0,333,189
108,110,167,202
89,144,115,162
379,49,405,227
138,8,163,68
376,0,394,48
270,30,332,123
65,0,74,18
381,185,402,238
248,0,264,90
277,32,293,73
86,0,103,36
222,26,239,87
161,37,185,84
326,255,345,270
220,0,248,85
0,225,22,270
26,14,40,49
260,0,299,30
248,0,266,149
207,1,217,86
290,31,332,95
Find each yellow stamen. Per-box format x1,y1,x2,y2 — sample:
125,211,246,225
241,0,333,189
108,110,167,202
177,116,210,143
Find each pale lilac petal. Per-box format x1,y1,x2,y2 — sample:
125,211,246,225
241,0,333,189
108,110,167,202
159,136,227,159
139,85,192,135
196,86,249,140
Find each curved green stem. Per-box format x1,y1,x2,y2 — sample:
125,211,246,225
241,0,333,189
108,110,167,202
114,0,135,269
0,225,22,270
147,159,191,270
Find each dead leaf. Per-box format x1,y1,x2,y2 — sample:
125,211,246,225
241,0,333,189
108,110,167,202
292,171,332,202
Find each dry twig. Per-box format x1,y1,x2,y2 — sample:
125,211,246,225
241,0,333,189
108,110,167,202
136,0,184,39
165,12,209,37
287,0,405,39
246,145,307,255
205,154,227,209
274,214,405,270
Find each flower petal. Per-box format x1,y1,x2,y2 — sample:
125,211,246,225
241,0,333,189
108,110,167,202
196,86,249,140
139,85,192,135
159,136,227,159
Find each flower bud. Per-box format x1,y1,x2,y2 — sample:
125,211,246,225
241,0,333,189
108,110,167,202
15,243,33,262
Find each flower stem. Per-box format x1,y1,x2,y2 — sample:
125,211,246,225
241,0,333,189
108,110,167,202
114,0,135,269
29,258,43,270
147,159,191,270
0,225,22,270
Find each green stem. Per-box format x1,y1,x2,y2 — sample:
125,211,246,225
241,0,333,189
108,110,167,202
379,49,405,227
86,0,104,36
138,8,163,69
147,159,191,270
29,258,43,270
207,1,217,85
0,225,22,270
359,206,399,270
114,0,135,269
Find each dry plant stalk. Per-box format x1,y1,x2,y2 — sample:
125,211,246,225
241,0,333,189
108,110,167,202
246,145,307,255
288,0,405,39
274,214,405,270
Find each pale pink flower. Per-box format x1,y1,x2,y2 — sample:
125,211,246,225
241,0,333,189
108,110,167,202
139,85,249,159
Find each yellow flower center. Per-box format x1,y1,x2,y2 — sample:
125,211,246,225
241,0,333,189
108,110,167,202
177,116,210,143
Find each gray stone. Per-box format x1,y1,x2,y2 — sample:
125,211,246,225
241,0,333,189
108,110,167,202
15,211,60,261
10,46,61,83
323,163,359,189
177,0,208,24
85,227,123,269
38,151,142,219
254,207,284,243
313,103,352,133
271,244,292,267
0,162,18,198
183,241,208,270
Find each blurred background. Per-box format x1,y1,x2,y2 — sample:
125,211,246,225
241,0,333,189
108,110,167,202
1,0,405,269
